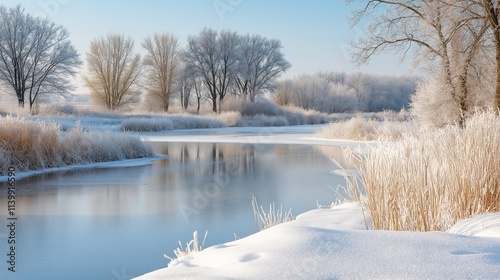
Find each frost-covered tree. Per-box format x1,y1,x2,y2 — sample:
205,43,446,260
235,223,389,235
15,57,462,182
215,30,240,105
464,0,500,110
411,72,461,126
236,34,291,102
322,83,358,113
346,72,370,112
0,5,81,111
85,34,142,110
185,28,291,112
349,0,490,124
293,74,330,110
142,33,181,112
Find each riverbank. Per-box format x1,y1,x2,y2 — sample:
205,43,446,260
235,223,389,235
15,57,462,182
135,202,500,279
0,117,156,180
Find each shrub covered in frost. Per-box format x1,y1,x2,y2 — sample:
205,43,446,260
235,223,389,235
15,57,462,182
237,115,289,127
240,99,329,126
121,117,174,132
317,115,414,141
121,115,227,132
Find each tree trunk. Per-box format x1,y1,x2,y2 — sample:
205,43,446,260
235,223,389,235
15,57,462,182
495,42,500,111
483,0,500,112
197,97,201,115
184,95,189,110
457,71,469,127
212,99,217,113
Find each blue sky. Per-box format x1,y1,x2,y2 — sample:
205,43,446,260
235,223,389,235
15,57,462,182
1,0,414,81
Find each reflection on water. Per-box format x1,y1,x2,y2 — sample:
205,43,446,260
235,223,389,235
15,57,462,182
0,142,347,280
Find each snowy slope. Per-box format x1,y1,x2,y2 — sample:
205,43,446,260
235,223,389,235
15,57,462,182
135,202,500,280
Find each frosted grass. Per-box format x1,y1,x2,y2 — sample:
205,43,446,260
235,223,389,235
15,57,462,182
345,110,500,231
0,117,154,175
317,115,414,141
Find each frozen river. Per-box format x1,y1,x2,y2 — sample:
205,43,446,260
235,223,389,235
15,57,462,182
0,128,351,279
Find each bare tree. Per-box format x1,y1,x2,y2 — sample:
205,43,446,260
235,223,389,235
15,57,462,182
185,28,241,113
185,28,219,112
0,5,81,112
85,34,142,110
192,75,205,114
142,33,181,112
236,34,291,102
271,79,294,106
475,0,500,110
177,63,194,111
349,0,489,124
176,61,206,114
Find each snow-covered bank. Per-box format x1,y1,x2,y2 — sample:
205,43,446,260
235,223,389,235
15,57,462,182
135,202,500,280
0,155,164,183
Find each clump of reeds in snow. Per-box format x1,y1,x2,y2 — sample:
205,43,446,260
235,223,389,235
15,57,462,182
0,117,154,175
164,231,208,265
252,195,294,231
317,115,414,141
344,110,500,231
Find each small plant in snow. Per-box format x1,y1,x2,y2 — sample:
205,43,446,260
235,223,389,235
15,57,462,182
252,196,294,231
164,231,208,264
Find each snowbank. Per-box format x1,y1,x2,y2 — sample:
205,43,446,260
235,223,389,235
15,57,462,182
0,155,164,182
447,213,500,238
135,203,500,280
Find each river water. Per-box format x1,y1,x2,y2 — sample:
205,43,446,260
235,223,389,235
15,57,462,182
0,141,347,279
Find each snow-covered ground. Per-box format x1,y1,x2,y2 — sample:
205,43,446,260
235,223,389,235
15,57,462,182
136,202,500,280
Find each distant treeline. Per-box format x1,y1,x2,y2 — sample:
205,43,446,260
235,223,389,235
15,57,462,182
271,72,417,113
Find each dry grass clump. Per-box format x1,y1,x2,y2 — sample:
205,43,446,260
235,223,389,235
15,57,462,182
317,115,414,141
217,111,241,126
346,110,500,231
0,117,154,175
252,196,294,231
164,230,208,265
0,117,60,171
